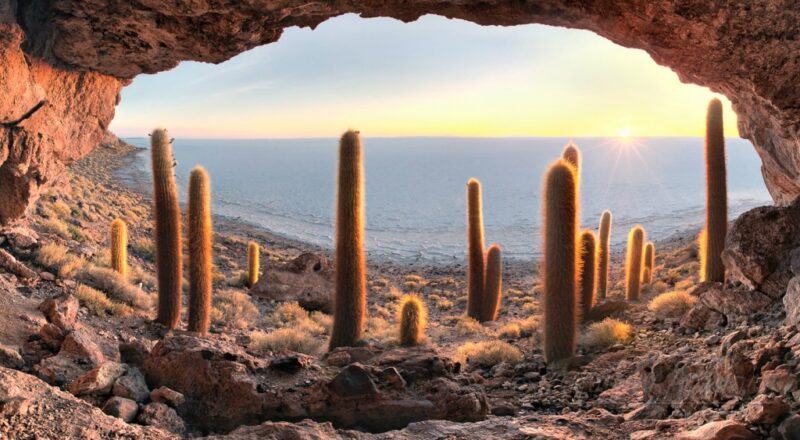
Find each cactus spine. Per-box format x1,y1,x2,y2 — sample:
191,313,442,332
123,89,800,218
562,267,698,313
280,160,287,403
542,160,578,364
625,226,645,301
110,219,128,279
329,130,367,350
466,178,485,321
643,242,655,284
187,167,212,334
578,230,597,322
398,294,427,347
151,128,182,329
597,210,612,300
247,241,260,288
703,98,727,282
482,244,503,322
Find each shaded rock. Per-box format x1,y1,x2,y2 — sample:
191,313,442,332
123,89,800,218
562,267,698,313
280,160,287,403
723,200,800,298
102,396,138,422
35,328,106,385
268,353,314,374
0,248,37,280
112,367,149,402
783,276,800,326
150,386,185,408
68,362,127,396
38,322,65,350
743,394,789,424
674,420,755,440
587,300,630,322
328,363,378,399
137,402,186,435
681,303,726,331
698,285,771,326
778,414,800,440
249,252,333,312
376,348,455,384
0,343,24,370
759,368,797,395
378,367,406,391
119,339,153,367
60,329,105,365
205,420,347,440
38,294,79,331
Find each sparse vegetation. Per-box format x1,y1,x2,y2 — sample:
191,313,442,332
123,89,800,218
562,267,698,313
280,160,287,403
581,318,633,349
456,316,483,336
210,289,259,329
454,340,522,368
75,284,133,317
78,265,154,310
250,328,322,355
263,302,328,336
648,290,697,319
36,243,86,279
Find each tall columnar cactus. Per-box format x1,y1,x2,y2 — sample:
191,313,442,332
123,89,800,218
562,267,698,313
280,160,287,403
398,294,427,347
247,241,260,288
542,160,578,364
329,130,367,350
561,143,581,173
187,167,212,334
151,128,182,329
625,226,645,301
643,242,655,284
482,244,503,322
110,219,128,279
703,98,727,282
466,178,485,321
578,230,597,322
597,210,612,300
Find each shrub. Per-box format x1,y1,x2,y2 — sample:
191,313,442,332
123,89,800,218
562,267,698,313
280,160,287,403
36,243,85,279
454,340,522,368
262,302,327,336
648,290,697,319
250,328,322,355
78,265,154,310
132,239,156,262
456,316,483,336
211,289,259,329
581,318,633,349
41,218,71,239
75,285,133,317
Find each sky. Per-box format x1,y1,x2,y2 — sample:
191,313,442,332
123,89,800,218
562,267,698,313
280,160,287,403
110,14,739,139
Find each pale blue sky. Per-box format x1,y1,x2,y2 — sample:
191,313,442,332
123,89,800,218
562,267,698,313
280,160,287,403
111,13,736,138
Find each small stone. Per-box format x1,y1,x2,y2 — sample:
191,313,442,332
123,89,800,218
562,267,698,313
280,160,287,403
491,403,517,416
719,330,747,356
112,368,149,402
704,335,721,346
150,386,185,408
778,413,800,439
119,340,152,367
102,396,138,422
324,350,351,367
38,294,79,331
0,343,24,369
68,362,127,396
674,420,755,440
378,367,406,390
328,363,377,398
137,402,186,435
38,323,65,349
743,394,790,424
760,368,798,394
268,354,313,374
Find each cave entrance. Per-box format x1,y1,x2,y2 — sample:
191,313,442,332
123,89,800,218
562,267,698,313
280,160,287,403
109,14,771,263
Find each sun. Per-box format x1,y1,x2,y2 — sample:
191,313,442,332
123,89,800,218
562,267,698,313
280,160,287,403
618,127,632,138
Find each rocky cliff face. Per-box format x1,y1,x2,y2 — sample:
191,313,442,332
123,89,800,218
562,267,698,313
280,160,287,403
1,0,800,223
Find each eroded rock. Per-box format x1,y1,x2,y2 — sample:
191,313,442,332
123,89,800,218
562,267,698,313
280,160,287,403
249,253,333,312
102,396,139,423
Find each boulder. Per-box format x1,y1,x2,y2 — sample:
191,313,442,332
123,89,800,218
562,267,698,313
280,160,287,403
0,343,24,369
249,252,333,312
722,200,800,299
35,329,105,385
778,414,800,440
783,276,800,326
743,394,789,424
38,294,79,331
119,339,153,367
102,396,138,422
137,402,186,435
112,367,150,402
38,323,65,349
68,362,127,396
759,368,798,395
674,420,755,440
328,363,378,399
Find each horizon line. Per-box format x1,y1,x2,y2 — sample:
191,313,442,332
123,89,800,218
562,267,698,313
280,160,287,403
117,133,745,141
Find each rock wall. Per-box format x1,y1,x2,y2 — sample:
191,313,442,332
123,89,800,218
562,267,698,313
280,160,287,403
2,0,800,222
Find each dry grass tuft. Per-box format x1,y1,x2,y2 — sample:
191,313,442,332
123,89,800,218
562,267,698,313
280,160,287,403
75,284,133,317
648,290,697,319
455,316,483,336
581,318,633,349
250,328,322,355
498,316,540,339
454,340,522,368
41,218,71,239
36,243,86,278
211,289,259,329
78,265,154,310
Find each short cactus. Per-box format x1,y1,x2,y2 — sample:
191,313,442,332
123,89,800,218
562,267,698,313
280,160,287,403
578,230,597,322
542,160,578,364
151,128,182,329
643,242,655,284
597,210,612,300
561,143,581,173
703,98,727,282
329,130,367,350
482,244,503,322
110,219,128,279
466,178,485,321
187,167,212,334
247,241,260,288
398,294,427,346
625,226,645,301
